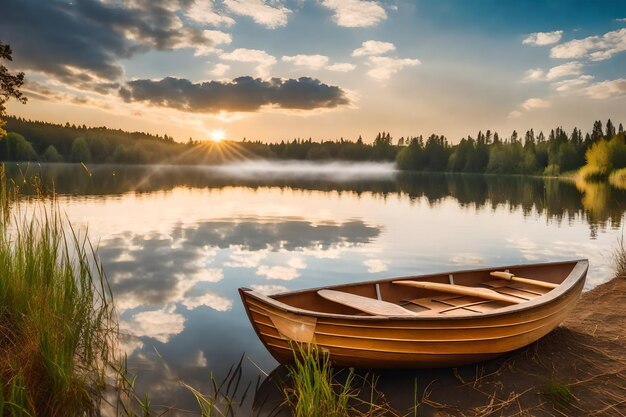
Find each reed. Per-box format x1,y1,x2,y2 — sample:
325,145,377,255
614,233,626,278
284,343,359,417
0,165,116,416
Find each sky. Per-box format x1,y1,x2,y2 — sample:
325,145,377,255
1,0,626,143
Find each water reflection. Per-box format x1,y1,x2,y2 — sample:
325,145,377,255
7,163,626,235
7,162,625,414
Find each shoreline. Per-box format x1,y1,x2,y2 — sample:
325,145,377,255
388,275,626,416
254,276,626,416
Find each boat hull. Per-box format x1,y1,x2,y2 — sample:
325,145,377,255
240,260,587,368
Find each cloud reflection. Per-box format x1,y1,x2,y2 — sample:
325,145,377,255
99,217,381,343
120,306,185,344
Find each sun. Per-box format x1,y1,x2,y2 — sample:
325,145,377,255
209,129,226,142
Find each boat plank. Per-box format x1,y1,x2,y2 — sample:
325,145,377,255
317,289,419,317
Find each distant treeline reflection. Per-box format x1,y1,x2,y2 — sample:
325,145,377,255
7,163,625,237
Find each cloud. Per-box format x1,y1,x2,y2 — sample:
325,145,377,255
256,257,306,280
209,63,231,77
550,28,626,61
120,306,185,343
521,98,551,110
225,250,268,268
320,0,387,28
186,1,236,26
181,292,232,310
522,30,563,46
250,284,288,295
450,253,484,265
120,76,350,113
585,78,626,99
363,258,387,273
220,48,277,77
508,110,523,119
223,0,291,28
553,75,594,93
256,265,301,280
545,61,583,80
282,54,330,69
0,0,230,90
326,63,356,72
523,62,583,82
523,68,545,82
366,56,420,80
352,40,396,57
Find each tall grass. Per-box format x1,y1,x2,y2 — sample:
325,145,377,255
284,344,358,417
283,344,397,417
0,166,116,416
614,234,626,278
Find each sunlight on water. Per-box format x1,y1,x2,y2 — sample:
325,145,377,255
8,162,626,413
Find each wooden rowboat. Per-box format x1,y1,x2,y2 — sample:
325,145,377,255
239,260,587,368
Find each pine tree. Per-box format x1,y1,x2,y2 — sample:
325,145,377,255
606,119,616,138
591,120,604,141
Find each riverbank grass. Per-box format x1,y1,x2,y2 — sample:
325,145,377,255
0,171,115,416
284,344,358,417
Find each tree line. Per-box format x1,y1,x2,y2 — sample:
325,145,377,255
1,116,625,179
396,120,625,178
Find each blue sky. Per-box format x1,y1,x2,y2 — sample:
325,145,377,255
1,0,626,142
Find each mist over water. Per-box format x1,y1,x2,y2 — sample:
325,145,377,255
7,163,626,415
211,160,397,180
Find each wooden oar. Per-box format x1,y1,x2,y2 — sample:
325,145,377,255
490,271,559,289
392,281,525,304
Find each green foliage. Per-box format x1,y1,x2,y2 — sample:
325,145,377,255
70,136,92,163
543,379,572,407
0,167,115,416
585,139,612,177
543,164,560,177
285,344,359,417
0,42,27,137
0,132,37,161
609,167,626,190
43,145,63,162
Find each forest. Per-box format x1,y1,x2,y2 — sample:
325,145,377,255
1,116,625,179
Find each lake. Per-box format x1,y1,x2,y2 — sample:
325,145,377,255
7,161,626,414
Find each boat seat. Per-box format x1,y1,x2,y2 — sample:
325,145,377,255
317,289,419,317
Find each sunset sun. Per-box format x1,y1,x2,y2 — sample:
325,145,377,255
209,129,226,142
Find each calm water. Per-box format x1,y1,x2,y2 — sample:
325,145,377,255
8,162,626,414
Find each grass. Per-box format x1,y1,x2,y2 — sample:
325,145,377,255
0,165,116,416
284,343,358,417
283,343,399,417
543,379,572,407
614,233,626,278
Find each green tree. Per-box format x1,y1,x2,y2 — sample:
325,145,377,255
43,144,64,162
0,42,26,137
1,132,37,160
606,119,616,138
70,137,91,162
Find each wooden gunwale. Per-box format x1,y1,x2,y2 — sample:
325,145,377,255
240,260,587,322
248,301,568,333
249,296,576,345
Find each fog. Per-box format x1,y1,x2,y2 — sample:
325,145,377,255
211,160,397,181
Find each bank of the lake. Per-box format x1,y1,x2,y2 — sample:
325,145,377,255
2,162,625,416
